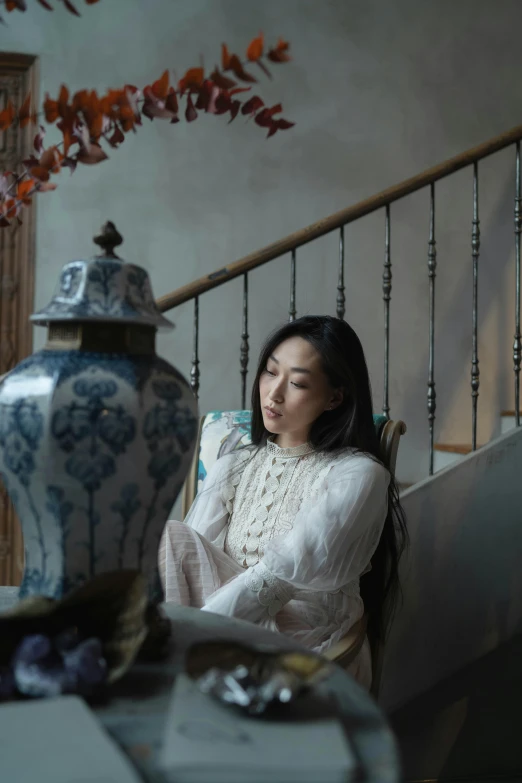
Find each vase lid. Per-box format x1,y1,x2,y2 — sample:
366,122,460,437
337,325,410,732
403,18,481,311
31,222,174,331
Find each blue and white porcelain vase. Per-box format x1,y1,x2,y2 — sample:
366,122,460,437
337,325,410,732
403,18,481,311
0,222,198,601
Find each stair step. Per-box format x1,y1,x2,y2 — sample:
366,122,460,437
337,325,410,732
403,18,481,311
433,443,477,472
398,482,412,494
500,411,522,435
434,443,473,455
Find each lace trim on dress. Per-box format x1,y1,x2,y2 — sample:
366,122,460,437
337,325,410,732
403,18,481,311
244,561,294,617
224,447,343,568
221,450,251,514
266,437,315,459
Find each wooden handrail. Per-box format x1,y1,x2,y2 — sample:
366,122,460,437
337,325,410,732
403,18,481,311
157,123,522,313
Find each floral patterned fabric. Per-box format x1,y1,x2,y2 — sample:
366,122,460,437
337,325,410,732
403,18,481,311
191,410,387,502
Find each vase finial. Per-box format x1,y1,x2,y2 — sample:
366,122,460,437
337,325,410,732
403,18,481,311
94,221,123,258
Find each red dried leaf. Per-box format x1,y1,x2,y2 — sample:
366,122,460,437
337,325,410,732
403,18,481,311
246,33,264,61
228,100,241,123
209,68,237,90
36,0,53,8
77,143,108,165
227,55,257,83
34,126,46,154
6,0,27,9
165,90,179,115
107,125,124,147
18,92,32,128
254,103,283,128
267,118,295,138
62,0,81,16
241,96,264,116
23,155,38,169
39,146,61,171
229,87,252,96
221,43,232,70
61,157,77,174
0,100,15,131
213,92,231,116
268,39,291,63
185,94,197,122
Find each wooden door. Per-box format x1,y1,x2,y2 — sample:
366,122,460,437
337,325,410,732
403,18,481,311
0,53,37,585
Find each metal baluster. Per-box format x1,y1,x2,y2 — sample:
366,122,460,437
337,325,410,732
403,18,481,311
514,142,522,427
190,296,200,399
471,162,480,449
240,273,249,409
289,249,297,322
382,206,392,419
336,226,346,320
427,184,437,475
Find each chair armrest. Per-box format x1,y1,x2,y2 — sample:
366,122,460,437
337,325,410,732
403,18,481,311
322,614,367,670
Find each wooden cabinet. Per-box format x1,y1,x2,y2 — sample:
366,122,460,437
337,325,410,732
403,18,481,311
0,53,37,585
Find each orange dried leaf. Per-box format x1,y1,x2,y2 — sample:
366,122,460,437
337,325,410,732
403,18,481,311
5,198,20,219
17,179,35,201
181,67,204,90
151,70,169,100
58,85,69,112
18,93,32,128
0,101,15,132
30,166,51,182
44,95,59,123
246,33,264,62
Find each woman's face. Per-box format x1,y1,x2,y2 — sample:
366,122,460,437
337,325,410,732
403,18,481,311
259,336,343,448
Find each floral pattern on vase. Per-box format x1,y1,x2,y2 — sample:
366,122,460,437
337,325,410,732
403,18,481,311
0,350,197,600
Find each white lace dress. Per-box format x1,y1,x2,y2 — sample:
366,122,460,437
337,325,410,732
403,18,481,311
159,439,389,688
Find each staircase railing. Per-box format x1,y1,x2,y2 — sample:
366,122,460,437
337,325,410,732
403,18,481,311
156,123,522,476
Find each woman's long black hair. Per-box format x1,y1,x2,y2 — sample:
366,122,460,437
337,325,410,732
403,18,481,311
250,315,408,651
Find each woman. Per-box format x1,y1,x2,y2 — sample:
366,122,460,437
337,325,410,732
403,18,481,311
159,315,407,688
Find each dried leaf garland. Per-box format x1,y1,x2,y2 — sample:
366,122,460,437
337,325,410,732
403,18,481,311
0,35,294,226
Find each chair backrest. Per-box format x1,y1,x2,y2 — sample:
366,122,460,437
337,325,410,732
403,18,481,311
182,410,406,517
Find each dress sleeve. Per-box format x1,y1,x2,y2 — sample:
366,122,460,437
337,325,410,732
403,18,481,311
183,452,242,546
201,453,390,621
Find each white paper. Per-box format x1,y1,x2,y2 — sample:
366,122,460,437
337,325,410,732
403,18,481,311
0,695,141,783
160,673,356,783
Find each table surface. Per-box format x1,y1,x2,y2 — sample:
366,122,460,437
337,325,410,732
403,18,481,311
0,586,399,782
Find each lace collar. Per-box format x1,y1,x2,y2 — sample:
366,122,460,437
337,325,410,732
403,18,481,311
266,437,315,459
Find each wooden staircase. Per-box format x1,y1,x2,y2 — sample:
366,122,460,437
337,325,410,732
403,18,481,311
433,412,521,472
